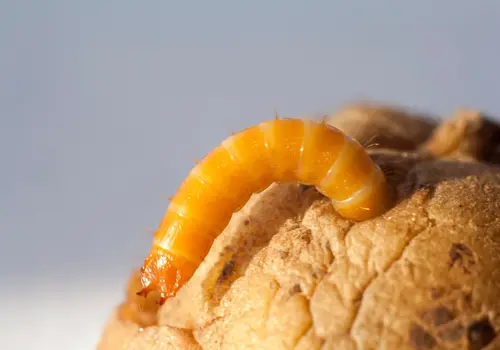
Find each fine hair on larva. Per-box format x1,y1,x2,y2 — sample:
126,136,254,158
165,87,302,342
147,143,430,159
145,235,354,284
139,118,392,302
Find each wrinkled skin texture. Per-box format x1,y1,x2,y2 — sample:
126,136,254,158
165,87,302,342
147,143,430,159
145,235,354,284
98,105,500,350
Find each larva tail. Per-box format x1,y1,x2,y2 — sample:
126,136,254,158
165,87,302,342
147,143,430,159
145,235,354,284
138,246,198,303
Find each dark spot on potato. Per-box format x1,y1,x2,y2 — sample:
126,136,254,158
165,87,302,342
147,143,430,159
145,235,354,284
409,324,437,349
437,322,465,342
421,306,456,327
289,284,302,295
448,243,475,273
279,250,289,259
430,287,445,299
467,318,496,350
450,243,473,259
300,231,312,244
243,219,250,226
462,293,473,309
325,239,332,251
404,260,416,277
217,259,235,284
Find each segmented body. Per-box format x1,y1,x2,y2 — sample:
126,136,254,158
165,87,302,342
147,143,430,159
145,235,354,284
140,118,392,301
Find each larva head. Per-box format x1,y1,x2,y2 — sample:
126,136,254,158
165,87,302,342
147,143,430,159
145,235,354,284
138,246,198,303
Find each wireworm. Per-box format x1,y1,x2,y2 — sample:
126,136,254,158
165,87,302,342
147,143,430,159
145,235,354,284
139,118,391,302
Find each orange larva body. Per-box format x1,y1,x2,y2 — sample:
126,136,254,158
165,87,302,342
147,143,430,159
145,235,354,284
140,119,392,300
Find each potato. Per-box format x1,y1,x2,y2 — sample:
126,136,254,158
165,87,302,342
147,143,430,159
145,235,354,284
98,104,500,350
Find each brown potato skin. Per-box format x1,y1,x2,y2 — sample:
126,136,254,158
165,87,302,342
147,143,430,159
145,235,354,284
98,104,500,350
326,102,436,150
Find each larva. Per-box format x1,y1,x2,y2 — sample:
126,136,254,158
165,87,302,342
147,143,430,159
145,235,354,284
139,118,392,301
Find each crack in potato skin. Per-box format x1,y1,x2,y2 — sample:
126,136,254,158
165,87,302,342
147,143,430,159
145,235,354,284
309,182,434,340
346,195,436,342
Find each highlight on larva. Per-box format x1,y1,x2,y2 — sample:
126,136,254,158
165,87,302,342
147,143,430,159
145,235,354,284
139,117,392,302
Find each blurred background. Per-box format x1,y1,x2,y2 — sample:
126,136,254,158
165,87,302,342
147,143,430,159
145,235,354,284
1,1,500,349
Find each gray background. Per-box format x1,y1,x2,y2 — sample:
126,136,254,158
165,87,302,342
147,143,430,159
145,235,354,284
1,1,499,349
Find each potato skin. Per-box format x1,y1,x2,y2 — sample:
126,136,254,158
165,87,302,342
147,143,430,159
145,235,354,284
98,312,201,350
326,102,436,150
98,105,500,350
